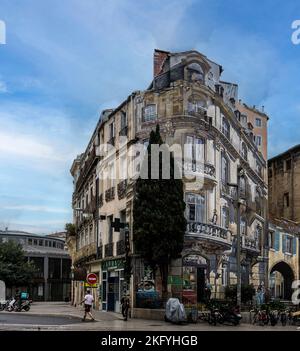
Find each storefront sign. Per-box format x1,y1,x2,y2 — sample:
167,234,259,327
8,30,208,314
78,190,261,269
102,258,124,271
183,254,207,267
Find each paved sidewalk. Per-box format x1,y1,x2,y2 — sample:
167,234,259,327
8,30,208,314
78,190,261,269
0,302,299,331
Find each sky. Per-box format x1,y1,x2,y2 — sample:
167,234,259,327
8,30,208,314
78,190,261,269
0,0,300,234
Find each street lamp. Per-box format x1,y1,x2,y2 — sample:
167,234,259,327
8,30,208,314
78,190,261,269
227,167,244,307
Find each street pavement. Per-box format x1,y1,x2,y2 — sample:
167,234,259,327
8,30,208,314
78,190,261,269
0,302,299,331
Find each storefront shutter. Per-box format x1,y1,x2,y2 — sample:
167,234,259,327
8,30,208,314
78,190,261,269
274,231,280,251
293,237,297,255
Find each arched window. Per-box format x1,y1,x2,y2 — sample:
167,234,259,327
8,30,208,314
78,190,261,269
186,193,205,223
241,143,248,160
221,153,230,185
187,63,204,83
222,117,230,139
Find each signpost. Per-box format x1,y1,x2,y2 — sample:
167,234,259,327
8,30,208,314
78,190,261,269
85,273,98,288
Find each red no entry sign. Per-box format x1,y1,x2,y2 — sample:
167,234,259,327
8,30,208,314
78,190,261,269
86,273,98,285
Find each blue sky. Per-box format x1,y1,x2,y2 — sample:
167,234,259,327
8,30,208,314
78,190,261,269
0,0,299,234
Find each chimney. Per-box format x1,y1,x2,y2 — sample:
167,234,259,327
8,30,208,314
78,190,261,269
153,49,169,78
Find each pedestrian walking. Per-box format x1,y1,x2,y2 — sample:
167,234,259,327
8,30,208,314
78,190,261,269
80,290,95,322
121,293,130,321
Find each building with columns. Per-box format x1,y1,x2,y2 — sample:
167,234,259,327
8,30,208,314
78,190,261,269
68,49,269,312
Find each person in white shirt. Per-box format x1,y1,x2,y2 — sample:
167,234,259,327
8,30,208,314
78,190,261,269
80,290,95,321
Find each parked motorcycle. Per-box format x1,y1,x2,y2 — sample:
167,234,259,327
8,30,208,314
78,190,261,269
6,298,16,312
220,305,242,326
269,310,279,326
14,300,31,312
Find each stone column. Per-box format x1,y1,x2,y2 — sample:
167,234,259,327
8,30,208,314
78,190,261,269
44,256,49,301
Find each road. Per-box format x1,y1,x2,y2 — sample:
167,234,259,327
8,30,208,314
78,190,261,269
0,303,299,331
0,313,81,325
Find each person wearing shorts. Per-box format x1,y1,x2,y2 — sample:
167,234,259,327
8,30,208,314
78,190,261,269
80,290,95,321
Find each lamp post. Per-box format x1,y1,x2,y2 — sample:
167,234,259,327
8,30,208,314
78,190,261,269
228,167,244,307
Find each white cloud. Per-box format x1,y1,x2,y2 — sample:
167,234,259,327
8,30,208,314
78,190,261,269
0,205,70,214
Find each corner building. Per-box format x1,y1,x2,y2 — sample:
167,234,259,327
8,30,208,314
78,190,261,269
68,49,268,312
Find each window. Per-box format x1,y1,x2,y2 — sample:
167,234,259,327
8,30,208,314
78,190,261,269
255,118,262,127
39,240,43,246
185,136,205,170
240,176,246,198
143,104,157,122
285,236,293,254
221,153,229,185
186,193,205,223
255,135,262,147
269,231,275,249
256,161,263,178
285,159,291,171
33,239,38,245
187,63,204,82
28,238,32,245
221,207,229,228
240,114,247,126
240,217,246,235
120,111,127,135
284,193,290,208
241,143,247,160
187,99,206,114
222,117,230,139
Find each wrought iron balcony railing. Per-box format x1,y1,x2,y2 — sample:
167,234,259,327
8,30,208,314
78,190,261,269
184,161,216,178
105,242,114,257
116,240,126,256
117,179,127,200
105,187,115,202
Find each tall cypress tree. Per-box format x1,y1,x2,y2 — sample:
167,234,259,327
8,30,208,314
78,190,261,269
133,124,186,299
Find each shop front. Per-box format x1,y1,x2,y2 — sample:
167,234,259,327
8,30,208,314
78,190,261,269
182,254,209,305
101,258,126,313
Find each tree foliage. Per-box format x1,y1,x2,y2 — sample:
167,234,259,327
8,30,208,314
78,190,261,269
0,241,36,287
65,223,76,237
133,125,186,297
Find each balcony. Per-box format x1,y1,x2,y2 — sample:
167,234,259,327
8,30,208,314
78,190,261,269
105,243,114,257
242,236,260,253
105,187,115,202
117,179,127,200
186,221,231,247
116,240,126,256
183,161,216,184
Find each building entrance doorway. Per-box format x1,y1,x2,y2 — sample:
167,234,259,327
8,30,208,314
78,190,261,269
182,254,208,304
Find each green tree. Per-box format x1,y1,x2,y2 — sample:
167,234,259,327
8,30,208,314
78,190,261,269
0,241,36,287
133,124,186,299
65,223,76,237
